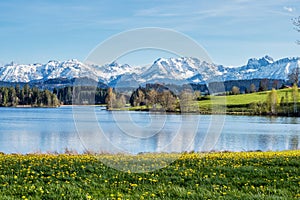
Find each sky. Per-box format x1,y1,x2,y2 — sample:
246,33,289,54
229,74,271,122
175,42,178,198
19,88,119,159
0,0,299,66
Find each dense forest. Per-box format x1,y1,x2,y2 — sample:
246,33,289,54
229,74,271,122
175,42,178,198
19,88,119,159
0,84,59,107
0,85,109,107
54,86,108,105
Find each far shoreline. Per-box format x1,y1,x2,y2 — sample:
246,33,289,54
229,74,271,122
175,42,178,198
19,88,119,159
1,104,299,117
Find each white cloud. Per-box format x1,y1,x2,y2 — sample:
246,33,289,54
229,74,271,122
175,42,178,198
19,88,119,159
283,6,294,12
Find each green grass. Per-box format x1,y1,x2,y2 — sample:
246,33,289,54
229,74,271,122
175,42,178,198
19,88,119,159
198,88,300,114
125,88,300,115
205,88,297,105
0,151,299,199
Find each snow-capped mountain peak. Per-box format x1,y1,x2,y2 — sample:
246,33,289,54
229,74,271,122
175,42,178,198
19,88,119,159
0,59,98,83
0,56,299,85
246,55,274,68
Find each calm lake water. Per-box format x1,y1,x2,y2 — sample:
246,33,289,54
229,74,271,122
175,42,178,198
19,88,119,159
0,106,299,154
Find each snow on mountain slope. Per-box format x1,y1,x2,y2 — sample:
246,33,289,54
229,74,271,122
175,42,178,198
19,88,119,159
0,55,299,85
0,59,98,83
134,55,300,85
0,62,43,82
224,56,300,81
45,59,98,81
248,57,300,80
92,62,143,83
138,57,223,84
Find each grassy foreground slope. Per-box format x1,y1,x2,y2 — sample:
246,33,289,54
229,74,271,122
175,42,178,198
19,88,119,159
0,151,299,199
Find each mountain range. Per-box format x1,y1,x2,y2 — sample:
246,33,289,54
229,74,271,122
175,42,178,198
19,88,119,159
0,55,299,87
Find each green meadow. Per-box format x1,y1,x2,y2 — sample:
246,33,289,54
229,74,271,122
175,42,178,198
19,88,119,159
127,88,300,115
198,88,300,114
0,151,299,199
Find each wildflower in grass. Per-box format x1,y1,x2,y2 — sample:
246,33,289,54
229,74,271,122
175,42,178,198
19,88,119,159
0,151,299,199
130,183,138,187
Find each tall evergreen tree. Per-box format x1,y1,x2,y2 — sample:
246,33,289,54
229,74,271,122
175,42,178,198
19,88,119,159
2,88,8,107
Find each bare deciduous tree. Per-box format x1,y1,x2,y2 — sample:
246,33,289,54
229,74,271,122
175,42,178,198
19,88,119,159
146,89,158,109
266,89,278,114
293,16,300,44
158,90,177,111
292,83,299,113
179,90,197,113
288,67,299,86
231,86,240,95
250,83,256,93
105,87,116,109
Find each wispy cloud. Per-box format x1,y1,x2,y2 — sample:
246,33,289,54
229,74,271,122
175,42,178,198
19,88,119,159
0,0,299,65
134,6,184,17
283,6,294,12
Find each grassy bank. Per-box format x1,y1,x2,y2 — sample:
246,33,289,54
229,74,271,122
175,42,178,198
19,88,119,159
0,151,299,199
198,88,300,115
126,88,300,115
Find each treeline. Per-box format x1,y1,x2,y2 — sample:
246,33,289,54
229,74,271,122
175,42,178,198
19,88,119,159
0,84,59,107
106,84,199,112
249,84,299,116
225,79,284,96
106,83,300,116
54,86,108,105
0,85,110,107
1,82,298,116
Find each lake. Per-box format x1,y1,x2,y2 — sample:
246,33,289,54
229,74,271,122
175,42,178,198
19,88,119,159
0,106,299,154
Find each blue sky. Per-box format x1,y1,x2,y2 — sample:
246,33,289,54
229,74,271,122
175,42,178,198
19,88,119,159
0,0,299,66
